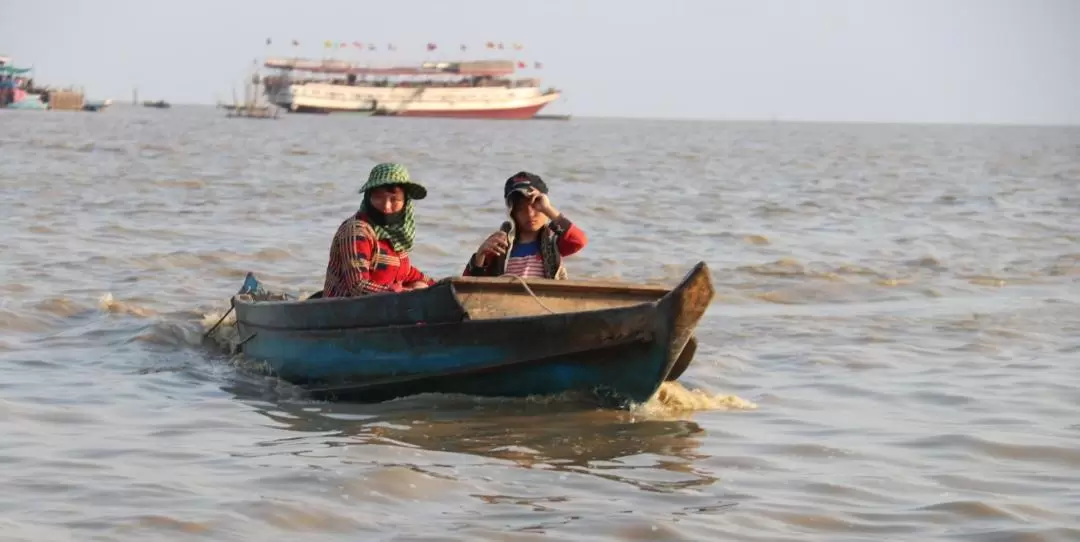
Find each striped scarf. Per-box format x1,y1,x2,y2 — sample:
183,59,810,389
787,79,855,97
359,199,416,253
540,229,568,279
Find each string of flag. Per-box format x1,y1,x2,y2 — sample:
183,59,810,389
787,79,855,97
262,39,543,68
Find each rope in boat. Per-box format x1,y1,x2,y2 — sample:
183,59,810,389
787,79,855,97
504,274,557,315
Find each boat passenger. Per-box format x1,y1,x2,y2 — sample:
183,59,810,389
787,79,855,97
463,171,587,279
322,163,436,297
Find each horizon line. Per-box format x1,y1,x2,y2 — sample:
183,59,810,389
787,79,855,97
101,103,1080,128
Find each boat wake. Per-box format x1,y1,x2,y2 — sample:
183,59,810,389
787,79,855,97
639,381,757,419
9,286,755,419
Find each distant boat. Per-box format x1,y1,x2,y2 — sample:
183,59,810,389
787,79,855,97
1,57,46,110
142,100,170,109
221,101,279,119
262,56,561,119
1,56,99,112
82,99,112,112
221,65,279,119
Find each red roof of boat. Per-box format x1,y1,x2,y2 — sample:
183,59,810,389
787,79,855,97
263,57,516,76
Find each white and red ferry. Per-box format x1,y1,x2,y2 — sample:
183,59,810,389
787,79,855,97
261,57,561,120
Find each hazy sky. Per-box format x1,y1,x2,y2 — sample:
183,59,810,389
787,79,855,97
3,0,1078,124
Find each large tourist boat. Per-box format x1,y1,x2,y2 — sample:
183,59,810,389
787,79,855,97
261,57,561,119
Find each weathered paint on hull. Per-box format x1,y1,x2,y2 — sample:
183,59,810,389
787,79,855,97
244,332,670,407
236,297,672,407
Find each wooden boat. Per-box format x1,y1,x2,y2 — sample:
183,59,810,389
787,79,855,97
228,262,714,408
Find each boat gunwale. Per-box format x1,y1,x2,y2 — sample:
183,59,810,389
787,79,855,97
232,273,677,310
230,270,694,332
232,262,710,344
235,295,663,334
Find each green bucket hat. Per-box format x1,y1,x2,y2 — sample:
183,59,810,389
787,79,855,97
357,163,428,200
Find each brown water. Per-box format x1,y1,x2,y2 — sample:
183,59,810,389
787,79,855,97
1,106,1079,541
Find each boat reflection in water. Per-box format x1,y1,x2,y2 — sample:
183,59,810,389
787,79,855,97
227,380,722,494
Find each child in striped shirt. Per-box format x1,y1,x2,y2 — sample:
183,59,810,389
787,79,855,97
464,172,587,279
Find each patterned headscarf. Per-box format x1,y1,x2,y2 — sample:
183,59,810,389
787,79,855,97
357,163,426,254
360,198,416,253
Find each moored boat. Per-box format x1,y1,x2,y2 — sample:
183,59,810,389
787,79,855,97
221,67,280,119
226,262,714,408
82,99,112,112
1,57,46,110
261,57,561,119
1,56,97,112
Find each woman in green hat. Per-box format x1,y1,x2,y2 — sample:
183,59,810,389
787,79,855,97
322,163,436,297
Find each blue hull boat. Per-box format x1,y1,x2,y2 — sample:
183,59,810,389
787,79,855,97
229,262,714,408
